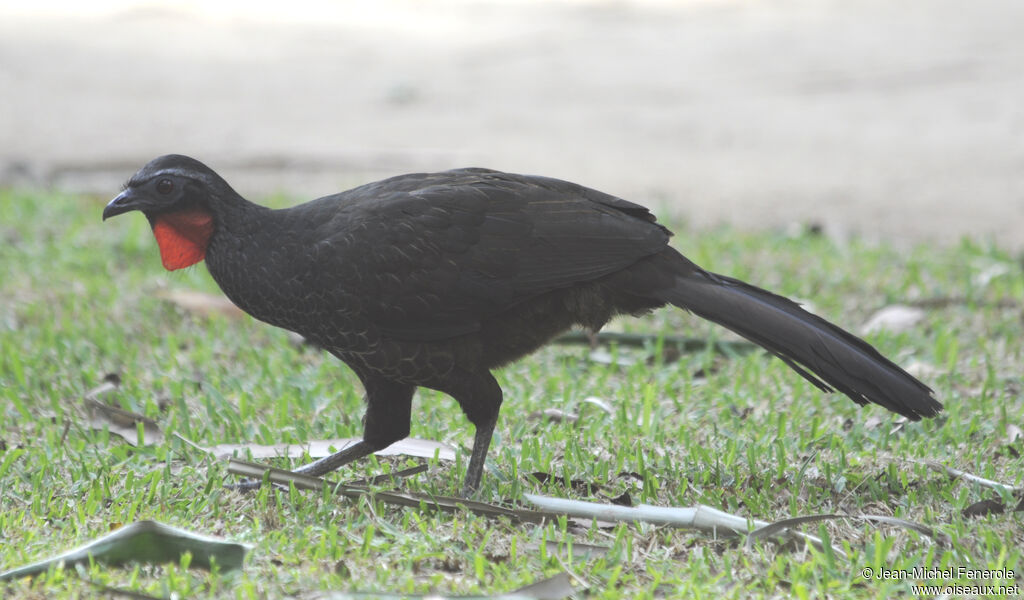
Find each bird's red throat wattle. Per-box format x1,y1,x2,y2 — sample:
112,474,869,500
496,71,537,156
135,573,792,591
152,209,214,270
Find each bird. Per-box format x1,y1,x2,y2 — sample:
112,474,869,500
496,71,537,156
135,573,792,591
103,154,942,495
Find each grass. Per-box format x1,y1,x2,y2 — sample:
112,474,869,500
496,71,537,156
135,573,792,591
1,188,1022,598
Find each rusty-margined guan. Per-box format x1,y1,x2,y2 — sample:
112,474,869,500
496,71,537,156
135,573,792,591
103,154,942,495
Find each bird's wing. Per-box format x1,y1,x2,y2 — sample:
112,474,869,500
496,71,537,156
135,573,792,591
318,169,672,341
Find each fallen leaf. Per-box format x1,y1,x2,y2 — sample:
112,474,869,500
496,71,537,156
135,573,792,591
0,521,250,580
860,305,926,335
508,572,574,600
962,498,1015,518
972,261,1012,288
158,289,244,319
579,396,613,415
917,460,1020,493
587,348,637,366
1006,424,1023,445
524,494,841,555
862,416,883,430
83,374,120,402
903,360,941,380
85,399,163,447
206,437,457,462
528,408,578,423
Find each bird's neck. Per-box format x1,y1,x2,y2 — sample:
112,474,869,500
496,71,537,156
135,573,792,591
202,198,297,323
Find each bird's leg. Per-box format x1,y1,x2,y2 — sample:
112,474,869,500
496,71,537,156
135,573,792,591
291,439,379,477
292,372,413,476
432,370,504,496
227,440,381,492
462,414,498,496
227,376,415,490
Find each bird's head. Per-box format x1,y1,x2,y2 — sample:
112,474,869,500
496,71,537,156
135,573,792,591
104,154,229,271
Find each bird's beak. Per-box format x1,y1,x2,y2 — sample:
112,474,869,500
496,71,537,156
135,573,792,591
103,189,141,220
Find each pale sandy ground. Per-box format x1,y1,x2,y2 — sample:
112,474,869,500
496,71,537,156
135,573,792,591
2,0,1023,249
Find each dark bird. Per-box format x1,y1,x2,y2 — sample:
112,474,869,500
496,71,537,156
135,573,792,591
103,154,942,495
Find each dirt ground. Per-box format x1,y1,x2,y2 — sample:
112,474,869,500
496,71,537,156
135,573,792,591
2,0,1023,249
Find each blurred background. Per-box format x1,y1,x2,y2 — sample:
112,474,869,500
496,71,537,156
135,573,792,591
2,0,1022,249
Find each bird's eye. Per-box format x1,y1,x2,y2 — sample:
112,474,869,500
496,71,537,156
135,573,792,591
156,178,174,195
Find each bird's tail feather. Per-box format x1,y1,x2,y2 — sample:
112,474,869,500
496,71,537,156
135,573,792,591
659,269,942,420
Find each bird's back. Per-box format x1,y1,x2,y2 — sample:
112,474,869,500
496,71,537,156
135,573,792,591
208,168,673,340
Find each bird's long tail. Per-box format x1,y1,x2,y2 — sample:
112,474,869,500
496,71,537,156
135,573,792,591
658,266,942,420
